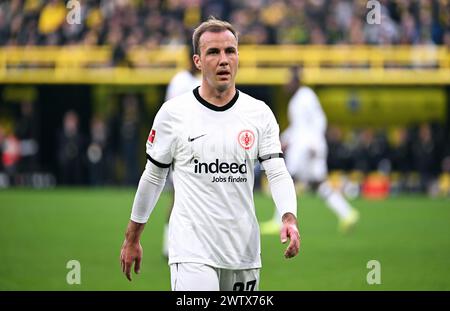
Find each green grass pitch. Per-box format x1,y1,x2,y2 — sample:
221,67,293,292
0,188,449,290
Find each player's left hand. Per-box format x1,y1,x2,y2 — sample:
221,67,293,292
280,213,301,259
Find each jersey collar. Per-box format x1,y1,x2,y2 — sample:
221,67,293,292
193,86,239,112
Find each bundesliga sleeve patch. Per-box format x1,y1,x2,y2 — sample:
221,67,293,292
148,129,156,146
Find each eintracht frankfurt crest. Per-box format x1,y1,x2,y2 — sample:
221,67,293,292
238,130,255,150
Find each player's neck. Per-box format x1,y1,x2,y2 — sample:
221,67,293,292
198,85,236,107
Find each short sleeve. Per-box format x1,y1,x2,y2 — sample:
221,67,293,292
145,104,175,168
258,106,283,162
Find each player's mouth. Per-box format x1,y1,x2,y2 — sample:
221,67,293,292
217,70,231,80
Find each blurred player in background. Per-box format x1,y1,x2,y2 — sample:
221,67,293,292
162,44,201,258
165,45,201,102
261,67,359,234
120,17,300,290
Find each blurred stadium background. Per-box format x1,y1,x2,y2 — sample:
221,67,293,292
0,0,449,290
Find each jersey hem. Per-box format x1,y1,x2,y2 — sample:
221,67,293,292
168,257,262,270
130,216,148,223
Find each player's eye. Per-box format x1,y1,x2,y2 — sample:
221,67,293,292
207,49,219,55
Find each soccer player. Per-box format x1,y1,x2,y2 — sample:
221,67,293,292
260,68,359,235
162,44,201,258
120,17,300,291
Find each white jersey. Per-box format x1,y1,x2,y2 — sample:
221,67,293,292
281,86,328,181
146,87,282,269
281,86,327,153
165,70,201,101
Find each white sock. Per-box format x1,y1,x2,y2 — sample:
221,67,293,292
318,182,353,220
162,224,169,257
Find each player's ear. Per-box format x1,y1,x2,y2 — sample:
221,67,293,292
193,54,201,70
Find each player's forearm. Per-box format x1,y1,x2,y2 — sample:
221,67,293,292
125,220,146,243
262,158,297,219
270,177,297,219
130,161,168,223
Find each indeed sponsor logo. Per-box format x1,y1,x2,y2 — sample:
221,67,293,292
193,159,247,174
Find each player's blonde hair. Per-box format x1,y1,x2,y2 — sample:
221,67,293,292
192,16,238,55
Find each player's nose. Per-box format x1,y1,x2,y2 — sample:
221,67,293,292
219,51,229,66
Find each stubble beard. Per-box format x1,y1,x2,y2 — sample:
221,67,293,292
216,82,229,93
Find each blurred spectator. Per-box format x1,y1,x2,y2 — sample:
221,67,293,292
87,116,109,185
57,110,85,185
442,123,450,174
353,128,390,174
442,148,450,175
38,0,66,42
0,8,8,45
119,94,141,186
327,126,353,171
364,4,400,45
390,127,412,174
15,101,39,173
412,123,437,192
0,124,4,172
202,0,232,21
1,127,21,177
444,30,450,48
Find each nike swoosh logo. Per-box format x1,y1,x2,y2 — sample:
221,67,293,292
188,134,206,142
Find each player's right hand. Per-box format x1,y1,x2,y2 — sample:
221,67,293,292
120,240,143,281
